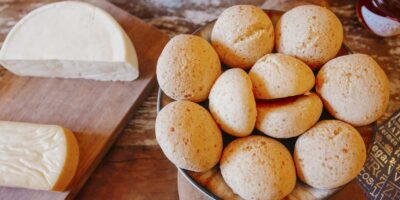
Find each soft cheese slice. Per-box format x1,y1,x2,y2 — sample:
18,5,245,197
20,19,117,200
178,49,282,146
0,121,79,191
0,1,139,81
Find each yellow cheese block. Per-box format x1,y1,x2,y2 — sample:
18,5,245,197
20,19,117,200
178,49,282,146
0,121,79,191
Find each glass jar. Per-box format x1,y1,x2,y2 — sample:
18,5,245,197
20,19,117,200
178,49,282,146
356,0,400,37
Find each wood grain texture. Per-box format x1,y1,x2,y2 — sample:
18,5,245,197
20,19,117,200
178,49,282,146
78,146,178,200
0,0,168,199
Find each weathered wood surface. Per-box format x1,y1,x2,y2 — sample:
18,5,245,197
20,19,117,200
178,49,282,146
0,0,399,199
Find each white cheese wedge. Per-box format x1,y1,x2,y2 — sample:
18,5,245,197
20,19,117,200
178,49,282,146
0,121,79,191
0,1,139,81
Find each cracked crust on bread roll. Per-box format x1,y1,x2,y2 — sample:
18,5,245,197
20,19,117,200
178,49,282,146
249,53,315,99
211,5,274,69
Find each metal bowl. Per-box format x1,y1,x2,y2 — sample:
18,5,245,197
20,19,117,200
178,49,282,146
157,10,356,200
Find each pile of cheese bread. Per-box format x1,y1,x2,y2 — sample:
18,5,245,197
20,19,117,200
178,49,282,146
0,1,139,192
156,5,389,200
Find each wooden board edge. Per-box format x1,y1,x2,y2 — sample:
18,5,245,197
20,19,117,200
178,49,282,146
66,76,159,199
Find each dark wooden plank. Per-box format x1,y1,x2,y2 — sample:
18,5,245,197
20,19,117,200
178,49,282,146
78,146,178,200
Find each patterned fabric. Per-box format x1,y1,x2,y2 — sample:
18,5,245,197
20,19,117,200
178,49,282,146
358,110,400,199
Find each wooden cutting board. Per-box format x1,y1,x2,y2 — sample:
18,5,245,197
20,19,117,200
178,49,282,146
0,0,169,199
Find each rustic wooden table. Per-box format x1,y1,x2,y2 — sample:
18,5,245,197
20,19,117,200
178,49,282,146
0,0,399,199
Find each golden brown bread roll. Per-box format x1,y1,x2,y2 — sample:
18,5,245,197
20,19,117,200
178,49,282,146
249,53,315,99
275,5,343,69
316,54,389,126
156,100,223,172
256,93,323,138
157,34,221,102
294,120,366,189
211,5,274,69
209,68,257,137
220,136,296,200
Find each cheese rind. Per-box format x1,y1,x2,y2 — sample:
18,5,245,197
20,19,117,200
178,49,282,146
0,1,139,81
0,121,79,191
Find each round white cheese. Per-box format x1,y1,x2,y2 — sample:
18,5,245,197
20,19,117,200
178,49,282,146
0,1,139,81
